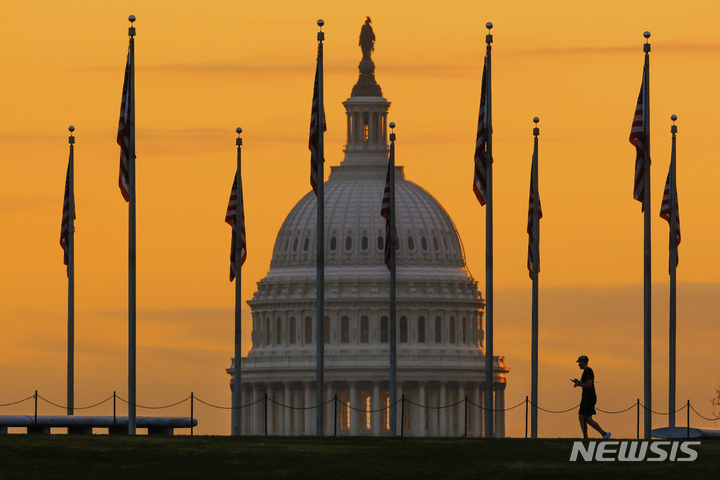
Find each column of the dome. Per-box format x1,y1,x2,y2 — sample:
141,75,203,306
438,382,448,437
459,383,466,437
349,382,358,435
303,382,313,435
283,382,291,435
417,382,426,437
371,382,380,435
473,383,481,437
252,383,263,435
325,383,334,436
494,382,506,438
266,385,274,435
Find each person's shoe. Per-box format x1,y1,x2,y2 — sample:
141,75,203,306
602,432,612,439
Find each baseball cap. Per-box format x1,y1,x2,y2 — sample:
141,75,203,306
576,355,589,363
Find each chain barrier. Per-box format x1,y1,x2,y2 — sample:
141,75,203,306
689,403,720,422
4,392,720,437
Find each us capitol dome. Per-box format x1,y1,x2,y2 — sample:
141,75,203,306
228,20,509,437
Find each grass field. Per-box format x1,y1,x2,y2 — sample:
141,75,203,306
0,436,717,479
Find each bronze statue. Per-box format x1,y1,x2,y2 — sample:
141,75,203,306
359,16,375,60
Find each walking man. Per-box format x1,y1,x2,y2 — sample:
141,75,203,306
571,355,611,439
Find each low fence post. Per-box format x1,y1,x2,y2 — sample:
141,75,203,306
636,398,640,440
264,393,268,437
190,392,194,437
464,395,468,438
525,396,529,439
113,391,117,426
34,390,38,424
333,394,338,437
401,394,405,438
687,399,690,439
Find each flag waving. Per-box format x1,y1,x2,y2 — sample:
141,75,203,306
473,57,489,206
629,71,647,209
527,157,542,280
660,169,680,266
60,157,75,274
309,49,326,196
381,162,392,267
117,53,132,202
226,174,247,281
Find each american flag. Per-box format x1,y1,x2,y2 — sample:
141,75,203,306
381,160,393,268
527,162,542,280
473,56,489,206
660,169,680,267
60,159,75,274
226,173,247,281
629,71,647,209
309,53,326,196
117,53,131,202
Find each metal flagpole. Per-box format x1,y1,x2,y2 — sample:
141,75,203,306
530,117,540,438
232,127,243,435
668,115,678,427
483,21,494,438
127,15,137,435
315,19,326,436
67,126,75,417
642,31,652,440
388,123,397,436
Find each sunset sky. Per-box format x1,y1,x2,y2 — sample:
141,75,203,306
1,1,719,437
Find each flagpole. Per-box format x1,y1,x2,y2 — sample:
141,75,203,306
668,115,678,427
530,117,540,438
642,31,652,440
67,125,75,417
232,127,243,435
127,15,137,436
483,21,494,438
315,19,326,436
388,123,397,437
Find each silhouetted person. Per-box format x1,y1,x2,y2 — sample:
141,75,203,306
360,16,375,60
571,355,611,439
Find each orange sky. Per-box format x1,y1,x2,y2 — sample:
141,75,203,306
1,1,719,437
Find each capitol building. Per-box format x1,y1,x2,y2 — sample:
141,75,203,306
228,22,509,437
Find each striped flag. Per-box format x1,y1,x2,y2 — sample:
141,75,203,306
309,54,326,196
473,57,489,206
117,53,131,202
526,163,542,280
629,71,647,210
226,173,247,281
60,159,75,273
381,162,392,267
660,169,680,266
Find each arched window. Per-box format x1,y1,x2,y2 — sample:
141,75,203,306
449,316,456,344
341,316,350,344
303,237,310,252
434,316,442,344
433,236,440,251
377,236,384,251
360,316,369,343
462,316,468,344
304,316,313,344
292,238,299,252
276,317,283,345
421,237,428,251
399,316,408,343
418,316,426,343
380,316,389,343
324,316,330,344
289,317,297,345
407,236,415,251
361,236,369,251
264,317,270,346
345,235,353,251
330,236,337,251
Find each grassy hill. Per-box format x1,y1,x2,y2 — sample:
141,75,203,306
0,436,717,479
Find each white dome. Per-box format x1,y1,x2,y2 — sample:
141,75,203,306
271,164,465,270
